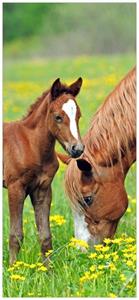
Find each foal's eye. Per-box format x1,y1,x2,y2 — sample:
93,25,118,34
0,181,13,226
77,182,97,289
55,115,63,123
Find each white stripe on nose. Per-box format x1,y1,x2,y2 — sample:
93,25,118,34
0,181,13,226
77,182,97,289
62,99,79,140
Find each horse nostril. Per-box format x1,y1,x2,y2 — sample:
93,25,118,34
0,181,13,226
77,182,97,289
70,144,84,158
71,145,76,151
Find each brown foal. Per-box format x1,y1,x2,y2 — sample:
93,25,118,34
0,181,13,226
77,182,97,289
58,67,136,247
3,77,84,265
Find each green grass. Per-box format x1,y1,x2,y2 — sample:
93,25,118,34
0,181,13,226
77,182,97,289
3,54,136,297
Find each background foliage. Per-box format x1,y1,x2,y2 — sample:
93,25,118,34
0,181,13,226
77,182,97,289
3,3,136,58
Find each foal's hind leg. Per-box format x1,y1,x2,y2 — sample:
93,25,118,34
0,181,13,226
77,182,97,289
8,182,25,265
30,185,52,263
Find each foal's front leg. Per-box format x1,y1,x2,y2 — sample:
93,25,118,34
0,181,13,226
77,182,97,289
30,185,52,262
8,182,25,265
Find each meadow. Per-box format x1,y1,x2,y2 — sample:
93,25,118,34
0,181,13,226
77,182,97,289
3,54,136,297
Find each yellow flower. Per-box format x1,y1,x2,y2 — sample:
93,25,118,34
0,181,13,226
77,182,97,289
131,198,136,204
14,261,24,266
36,262,43,267
122,245,136,253
90,265,96,272
126,260,134,267
98,254,104,259
38,266,47,272
23,263,30,268
10,274,25,281
131,255,136,262
109,293,117,298
29,264,36,269
50,215,66,226
111,251,117,257
120,274,126,282
45,250,53,257
124,237,135,243
109,263,116,271
105,254,111,259
98,265,105,270
113,254,119,262
101,246,110,252
90,273,98,280
28,293,34,296
112,238,122,244
69,237,89,249
94,244,103,251
88,253,97,259
8,267,15,272
23,219,28,224
103,238,112,244
79,271,91,284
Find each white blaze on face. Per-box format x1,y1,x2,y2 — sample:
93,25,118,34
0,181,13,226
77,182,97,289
62,99,79,140
73,211,91,246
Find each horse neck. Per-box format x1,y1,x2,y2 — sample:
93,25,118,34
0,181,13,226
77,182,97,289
22,93,56,159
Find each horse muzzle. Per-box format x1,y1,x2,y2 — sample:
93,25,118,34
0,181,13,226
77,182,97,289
68,143,85,158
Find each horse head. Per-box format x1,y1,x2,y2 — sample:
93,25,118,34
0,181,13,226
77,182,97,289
48,78,84,158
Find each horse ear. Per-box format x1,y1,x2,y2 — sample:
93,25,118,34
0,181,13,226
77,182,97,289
69,77,83,97
51,78,61,100
76,159,92,173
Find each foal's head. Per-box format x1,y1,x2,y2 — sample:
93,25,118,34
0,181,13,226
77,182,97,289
48,78,84,158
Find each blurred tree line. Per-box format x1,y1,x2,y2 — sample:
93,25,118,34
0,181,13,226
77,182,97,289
3,3,136,56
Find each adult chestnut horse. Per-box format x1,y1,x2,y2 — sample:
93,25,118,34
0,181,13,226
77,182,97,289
58,67,136,247
3,77,84,265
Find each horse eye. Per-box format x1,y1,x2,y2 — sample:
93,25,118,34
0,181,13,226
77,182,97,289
84,196,93,206
55,115,63,123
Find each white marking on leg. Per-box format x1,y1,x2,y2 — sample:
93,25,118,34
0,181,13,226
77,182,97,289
62,99,78,139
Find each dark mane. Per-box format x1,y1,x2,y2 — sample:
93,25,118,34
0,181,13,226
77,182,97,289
23,89,50,120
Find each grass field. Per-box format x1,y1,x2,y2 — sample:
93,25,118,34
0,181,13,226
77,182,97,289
3,54,136,297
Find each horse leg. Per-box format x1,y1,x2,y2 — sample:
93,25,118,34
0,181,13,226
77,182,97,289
30,185,52,263
8,182,25,265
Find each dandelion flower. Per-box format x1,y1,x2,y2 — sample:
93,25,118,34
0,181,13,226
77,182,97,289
88,253,97,259
8,267,14,272
112,238,122,244
98,265,105,270
10,274,25,281
126,260,134,267
50,215,66,226
97,254,104,259
101,246,110,252
124,237,135,243
90,265,96,272
94,244,103,251
113,254,119,262
109,263,116,271
45,249,53,257
38,266,47,272
120,274,126,282
29,264,36,269
104,238,112,244
109,293,117,298
105,254,111,259
69,237,89,249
